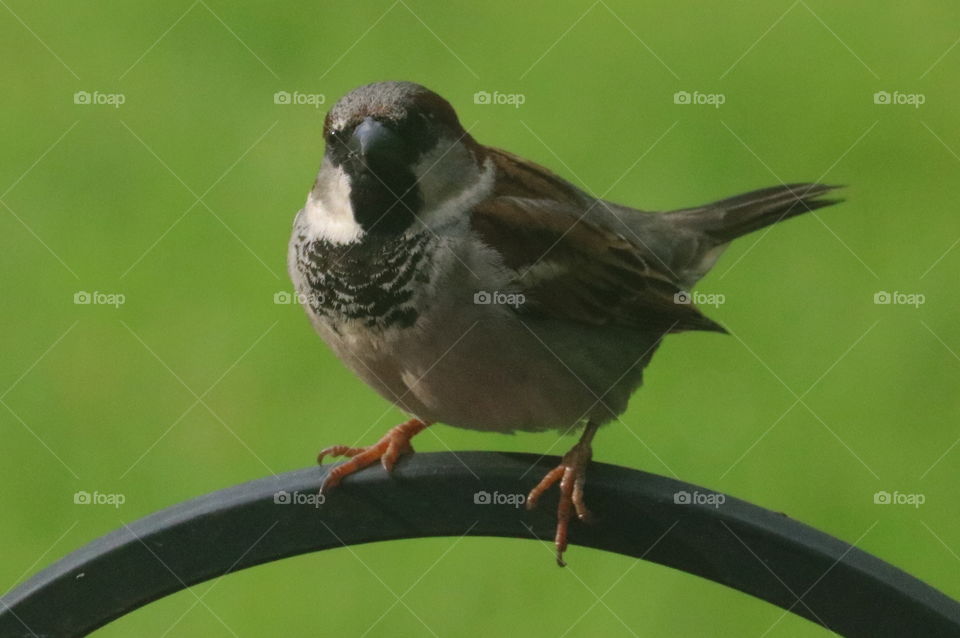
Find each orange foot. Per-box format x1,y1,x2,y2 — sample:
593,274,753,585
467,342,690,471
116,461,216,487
526,422,600,566
317,418,429,492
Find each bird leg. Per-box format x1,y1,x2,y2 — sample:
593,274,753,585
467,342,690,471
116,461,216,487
317,418,429,492
526,421,600,567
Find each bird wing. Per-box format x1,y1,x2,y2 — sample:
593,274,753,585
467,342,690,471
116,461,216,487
481,147,591,206
470,192,725,334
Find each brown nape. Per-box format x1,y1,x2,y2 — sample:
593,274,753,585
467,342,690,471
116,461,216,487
484,147,588,205
409,90,463,131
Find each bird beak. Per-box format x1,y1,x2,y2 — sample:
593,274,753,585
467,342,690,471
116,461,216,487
349,117,403,163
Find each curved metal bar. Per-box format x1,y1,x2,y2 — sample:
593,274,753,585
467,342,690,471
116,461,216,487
2,452,958,636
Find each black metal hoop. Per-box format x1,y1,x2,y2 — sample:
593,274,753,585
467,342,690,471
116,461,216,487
2,452,958,637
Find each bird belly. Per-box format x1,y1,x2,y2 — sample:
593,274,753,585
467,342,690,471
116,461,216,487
320,304,657,433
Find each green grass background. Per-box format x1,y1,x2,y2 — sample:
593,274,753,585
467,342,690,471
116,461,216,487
2,1,959,635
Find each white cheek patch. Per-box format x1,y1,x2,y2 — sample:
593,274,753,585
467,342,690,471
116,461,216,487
303,165,365,245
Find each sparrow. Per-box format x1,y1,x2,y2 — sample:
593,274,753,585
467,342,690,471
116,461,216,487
288,81,842,566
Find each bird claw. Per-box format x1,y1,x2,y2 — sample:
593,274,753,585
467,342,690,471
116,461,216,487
317,418,428,493
526,431,595,567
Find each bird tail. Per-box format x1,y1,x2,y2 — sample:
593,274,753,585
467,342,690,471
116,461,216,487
665,183,843,244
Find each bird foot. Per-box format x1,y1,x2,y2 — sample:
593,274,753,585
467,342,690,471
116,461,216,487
317,418,429,492
526,424,598,567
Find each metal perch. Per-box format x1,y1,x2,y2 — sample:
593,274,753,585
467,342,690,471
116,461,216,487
2,452,958,636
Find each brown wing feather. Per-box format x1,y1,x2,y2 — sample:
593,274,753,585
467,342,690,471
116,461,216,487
484,147,589,206
471,196,725,334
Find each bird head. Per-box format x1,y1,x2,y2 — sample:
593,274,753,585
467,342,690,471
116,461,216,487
312,81,484,241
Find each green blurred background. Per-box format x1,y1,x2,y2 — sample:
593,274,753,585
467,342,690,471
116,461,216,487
2,1,959,635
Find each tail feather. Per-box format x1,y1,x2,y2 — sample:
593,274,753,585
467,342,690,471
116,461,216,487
667,183,844,244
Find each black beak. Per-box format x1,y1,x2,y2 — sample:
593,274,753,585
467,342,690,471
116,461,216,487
349,117,403,163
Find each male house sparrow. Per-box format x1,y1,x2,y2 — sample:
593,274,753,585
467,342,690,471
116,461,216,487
288,81,841,565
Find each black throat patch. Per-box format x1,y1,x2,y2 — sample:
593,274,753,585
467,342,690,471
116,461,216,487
292,230,431,331
346,160,420,235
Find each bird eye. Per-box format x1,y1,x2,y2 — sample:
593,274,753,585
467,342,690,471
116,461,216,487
326,128,348,146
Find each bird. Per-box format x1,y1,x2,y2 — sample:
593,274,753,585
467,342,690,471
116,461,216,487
287,80,842,566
